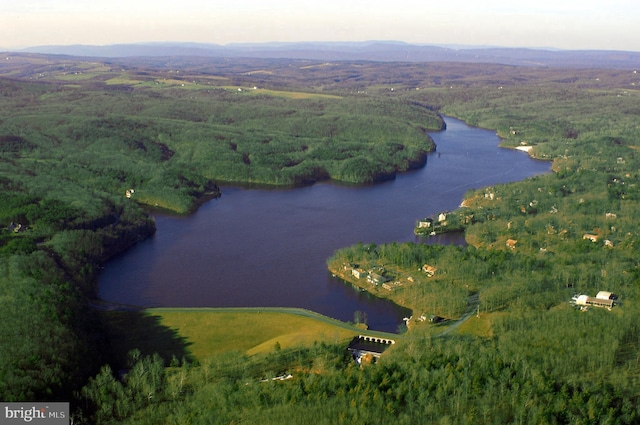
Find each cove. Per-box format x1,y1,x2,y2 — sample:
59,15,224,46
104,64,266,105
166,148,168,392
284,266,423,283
98,117,551,332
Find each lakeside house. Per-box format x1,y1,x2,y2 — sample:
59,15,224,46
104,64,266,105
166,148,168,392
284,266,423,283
352,268,367,279
343,264,392,287
422,264,437,277
417,218,433,229
367,272,389,286
515,145,533,153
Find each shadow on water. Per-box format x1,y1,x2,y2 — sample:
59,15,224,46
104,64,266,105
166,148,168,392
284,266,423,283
99,310,193,369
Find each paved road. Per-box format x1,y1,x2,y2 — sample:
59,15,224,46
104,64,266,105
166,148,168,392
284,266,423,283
434,293,480,337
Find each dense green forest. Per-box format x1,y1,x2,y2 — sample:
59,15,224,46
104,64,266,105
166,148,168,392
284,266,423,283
0,55,439,404
1,54,640,423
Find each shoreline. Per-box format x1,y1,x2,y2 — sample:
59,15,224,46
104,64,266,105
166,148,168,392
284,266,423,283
98,114,543,333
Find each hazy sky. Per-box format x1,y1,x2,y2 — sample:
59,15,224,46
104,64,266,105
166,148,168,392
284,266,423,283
1,0,639,51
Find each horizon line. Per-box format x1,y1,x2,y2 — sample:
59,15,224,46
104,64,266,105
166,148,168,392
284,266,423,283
3,40,639,54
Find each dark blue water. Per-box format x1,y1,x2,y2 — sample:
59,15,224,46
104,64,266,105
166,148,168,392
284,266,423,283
98,117,550,332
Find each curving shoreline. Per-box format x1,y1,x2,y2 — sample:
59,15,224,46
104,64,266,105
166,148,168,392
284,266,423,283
99,114,550,332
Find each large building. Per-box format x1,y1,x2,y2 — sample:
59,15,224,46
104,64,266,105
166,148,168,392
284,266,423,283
347,335,395,364
573,294,614,310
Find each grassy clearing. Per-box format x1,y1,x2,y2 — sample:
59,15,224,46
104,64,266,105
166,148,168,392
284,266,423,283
103,308,362,364
147,78,201,88
450,312,507,337
151,308,358,359
220,86,342,99
252,88,342,99
105,76,146,85
55,72,104,81
298,63,334,70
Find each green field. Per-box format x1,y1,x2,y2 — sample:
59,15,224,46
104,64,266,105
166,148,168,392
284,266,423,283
102,308,386,366
154,308,365,357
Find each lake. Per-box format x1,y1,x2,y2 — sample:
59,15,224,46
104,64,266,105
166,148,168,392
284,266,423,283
98,117,550,332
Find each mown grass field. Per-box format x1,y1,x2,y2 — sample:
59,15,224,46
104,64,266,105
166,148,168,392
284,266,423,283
248,88,342,99
102,308,365,365
449,312,506,338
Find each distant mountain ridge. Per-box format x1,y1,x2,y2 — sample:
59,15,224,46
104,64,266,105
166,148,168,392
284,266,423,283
14,41,640,69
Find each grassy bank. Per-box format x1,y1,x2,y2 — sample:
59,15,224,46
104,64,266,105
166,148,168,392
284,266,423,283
101,307,388,365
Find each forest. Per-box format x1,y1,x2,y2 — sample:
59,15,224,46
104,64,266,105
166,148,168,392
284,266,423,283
1,53,639,423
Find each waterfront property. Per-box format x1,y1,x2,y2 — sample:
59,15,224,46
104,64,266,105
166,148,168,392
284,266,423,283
417,218,433,229
352,268,367,279
367,273,389,286
422,264,437,277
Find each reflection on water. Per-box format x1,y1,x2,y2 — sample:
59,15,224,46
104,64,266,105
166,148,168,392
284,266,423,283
99,117,550,332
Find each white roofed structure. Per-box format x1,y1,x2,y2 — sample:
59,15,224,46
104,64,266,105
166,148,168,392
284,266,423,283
596,291,613,300
574,294,614,310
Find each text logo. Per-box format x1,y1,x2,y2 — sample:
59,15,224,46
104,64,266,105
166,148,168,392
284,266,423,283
1,403,68,424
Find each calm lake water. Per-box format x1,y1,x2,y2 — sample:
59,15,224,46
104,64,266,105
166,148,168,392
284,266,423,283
99,117,550,332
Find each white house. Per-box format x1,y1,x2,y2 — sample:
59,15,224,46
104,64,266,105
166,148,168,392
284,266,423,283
367,273,388,286
573,294,614,310
352,268,367,279
417,218,433,228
